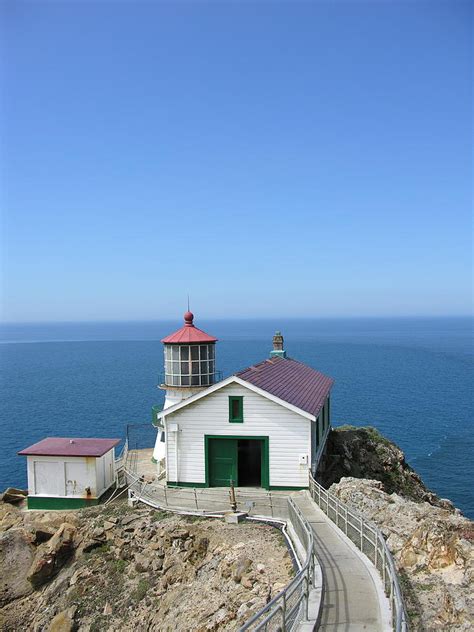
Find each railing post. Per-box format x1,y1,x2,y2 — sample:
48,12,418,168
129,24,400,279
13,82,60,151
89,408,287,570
345,506,348,536
194,488,198,510
305,574,310,620
360,516,364,551
382,551,386,591
282,592,287,632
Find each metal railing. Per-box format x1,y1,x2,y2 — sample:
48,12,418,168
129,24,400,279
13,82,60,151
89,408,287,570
151,404,163,427
124,463,290,519
239,497,316,632
157,370,223,388
308,472,408,632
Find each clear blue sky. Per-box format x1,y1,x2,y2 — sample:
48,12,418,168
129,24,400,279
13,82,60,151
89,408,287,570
1,1,472,321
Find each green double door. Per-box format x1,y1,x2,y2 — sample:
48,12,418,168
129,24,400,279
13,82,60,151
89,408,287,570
207,437,268,488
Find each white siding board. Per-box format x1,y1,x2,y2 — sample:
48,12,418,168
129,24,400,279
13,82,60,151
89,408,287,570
165,382,311,487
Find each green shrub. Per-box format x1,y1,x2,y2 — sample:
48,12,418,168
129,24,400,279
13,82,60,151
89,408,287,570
132,579,150,602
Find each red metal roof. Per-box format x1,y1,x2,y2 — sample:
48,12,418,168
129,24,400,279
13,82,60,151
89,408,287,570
18,437,121,458
236,356,334,418
161,312,218,344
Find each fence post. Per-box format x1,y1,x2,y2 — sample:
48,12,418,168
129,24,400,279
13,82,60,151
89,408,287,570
345,506,348,536
194,488,198,511
382,552,387,591
360,517,364,552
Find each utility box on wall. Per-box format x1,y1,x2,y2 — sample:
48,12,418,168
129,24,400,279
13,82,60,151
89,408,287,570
18,437,120,509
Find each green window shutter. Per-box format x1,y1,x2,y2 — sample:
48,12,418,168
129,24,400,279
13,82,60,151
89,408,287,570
229,396,244,423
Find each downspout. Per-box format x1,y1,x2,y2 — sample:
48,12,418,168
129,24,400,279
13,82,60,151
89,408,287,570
163,415,167,481
175,424,179,483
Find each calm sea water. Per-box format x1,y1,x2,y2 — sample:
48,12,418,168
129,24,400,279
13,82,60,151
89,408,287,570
1,317,472,518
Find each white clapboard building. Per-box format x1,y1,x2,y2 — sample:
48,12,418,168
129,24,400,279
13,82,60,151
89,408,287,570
18,437,120,509
152,313,334,490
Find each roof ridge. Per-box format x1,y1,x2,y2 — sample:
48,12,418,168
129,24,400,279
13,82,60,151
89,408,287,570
235,355,289,376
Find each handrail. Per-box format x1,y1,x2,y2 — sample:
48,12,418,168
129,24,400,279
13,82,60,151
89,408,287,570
308,472,409,632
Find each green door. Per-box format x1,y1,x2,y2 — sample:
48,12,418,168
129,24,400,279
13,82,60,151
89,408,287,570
208,438,238,487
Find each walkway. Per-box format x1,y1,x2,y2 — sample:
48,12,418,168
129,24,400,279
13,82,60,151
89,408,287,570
123,449,291,519
292,492,391,632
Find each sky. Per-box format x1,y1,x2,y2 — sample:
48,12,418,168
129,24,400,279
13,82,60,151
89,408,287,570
1,1,472,322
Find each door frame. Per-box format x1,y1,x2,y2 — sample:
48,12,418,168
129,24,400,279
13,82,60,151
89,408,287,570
204,435,270,490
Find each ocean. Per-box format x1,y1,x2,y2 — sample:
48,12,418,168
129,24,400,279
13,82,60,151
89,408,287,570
1,317,472,519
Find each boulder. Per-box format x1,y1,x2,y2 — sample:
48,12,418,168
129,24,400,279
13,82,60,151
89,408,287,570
232,556,252,582
0,503,23,530
30,525,56,545
134,553,151,573
47,608,75,632
2,488,28,505
240,574,254,589
81,539,103,554
28,523,76,589
0,528,35,606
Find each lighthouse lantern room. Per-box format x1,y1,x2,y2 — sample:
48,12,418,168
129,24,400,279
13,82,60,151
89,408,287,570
160,311,218,409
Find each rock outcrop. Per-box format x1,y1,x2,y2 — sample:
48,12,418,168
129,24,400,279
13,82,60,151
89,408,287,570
27,522,76,589
319,426,455,509
0,501,293,631
330,477,473,631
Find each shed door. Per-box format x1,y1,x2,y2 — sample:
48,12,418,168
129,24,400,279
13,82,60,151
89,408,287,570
208,439,238,487
34,461,64,496
65,461,89,496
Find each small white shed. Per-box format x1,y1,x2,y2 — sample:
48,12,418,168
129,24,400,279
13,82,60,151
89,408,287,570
18,437,120,509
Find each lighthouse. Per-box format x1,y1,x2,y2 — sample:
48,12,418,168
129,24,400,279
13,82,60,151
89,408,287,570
152,311,218,464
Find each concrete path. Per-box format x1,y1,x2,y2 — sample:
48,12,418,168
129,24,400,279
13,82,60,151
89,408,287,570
292,492,391,632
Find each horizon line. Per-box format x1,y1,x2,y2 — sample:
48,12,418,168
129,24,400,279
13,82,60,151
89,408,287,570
1,314,473,326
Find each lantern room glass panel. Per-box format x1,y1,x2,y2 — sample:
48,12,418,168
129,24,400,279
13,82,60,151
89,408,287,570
163,343,217,387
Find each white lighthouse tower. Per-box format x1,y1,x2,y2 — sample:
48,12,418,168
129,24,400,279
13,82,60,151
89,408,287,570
152,311,218,463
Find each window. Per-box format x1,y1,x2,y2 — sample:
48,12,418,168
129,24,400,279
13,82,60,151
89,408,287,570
229,396,244,423
164,344,216,386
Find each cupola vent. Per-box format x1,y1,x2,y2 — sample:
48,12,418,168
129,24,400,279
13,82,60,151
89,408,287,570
270,331,286,358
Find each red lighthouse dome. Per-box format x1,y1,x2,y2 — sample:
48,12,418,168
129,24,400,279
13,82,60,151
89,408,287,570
161,312,218,344
161,312,219,390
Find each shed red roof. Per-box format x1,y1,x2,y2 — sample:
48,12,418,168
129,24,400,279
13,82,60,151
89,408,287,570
161,311,217,344
18,437,121,458
236,356,334,418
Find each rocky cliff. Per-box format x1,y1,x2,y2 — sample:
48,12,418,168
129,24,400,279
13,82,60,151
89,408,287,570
321,426,473,631
0,501,292,631
319,425,455,510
